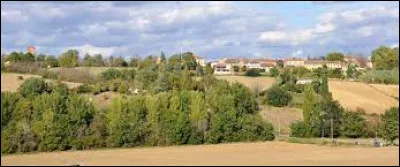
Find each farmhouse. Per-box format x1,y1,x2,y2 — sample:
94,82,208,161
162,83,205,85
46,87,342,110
296,78,313,85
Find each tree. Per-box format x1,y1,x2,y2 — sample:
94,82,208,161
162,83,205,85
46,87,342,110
269,67,279,77
245,69,261,77
129,57,140,67
160,52,166,62
276,60,284,68
290,121,310,137
340,111,366,138
379,107,399,145
240,66,247,72
302,85,316,125
371,46,399,70
326,52,344,61
44,55,59,68
265,85,292,107
346,64,357,79
113,57,128,67
83,53,93,67
59,49,79,67
233,65,240,73
204,63,214,75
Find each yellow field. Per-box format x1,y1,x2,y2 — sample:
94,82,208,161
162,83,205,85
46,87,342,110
1,141,398,166
216,76,276,92
259,106,303,135
368,84,399,98
329,81,399,114
49,67,133,76
1,73,82,92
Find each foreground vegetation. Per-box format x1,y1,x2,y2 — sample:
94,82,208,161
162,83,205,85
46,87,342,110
1,66,275,154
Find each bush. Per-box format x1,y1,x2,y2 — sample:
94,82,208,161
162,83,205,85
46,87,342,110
18,78,47,98
290,121,310,138
340,111,366,138
17,76,24,80
269,67,279,77
265,85,292,107
358,69,399,84
244,68,261,77
5,62,42,74
39,70,58,80
118,81,129,94
100,68,123,81
379,107,399,144
58,68,97,84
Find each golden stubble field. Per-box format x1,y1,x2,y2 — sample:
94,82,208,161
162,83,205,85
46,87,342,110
217,76,399,114
328,80,399,114
1,141,398,166
1,73,81,92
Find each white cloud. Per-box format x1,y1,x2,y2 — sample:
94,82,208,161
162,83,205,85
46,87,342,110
66,44,117,57
292,50,304,57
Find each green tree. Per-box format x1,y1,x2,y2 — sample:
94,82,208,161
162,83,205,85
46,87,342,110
265,85,292,107
326,52,344,61
269,67,280,77
160,51,166,62
204,63,214,75
340,111,366,138
245,69,260,77
379,107,399,145
276,60,284,68
371,46,399,70
59,49,79,67
302,85,316,125
44,55,59,68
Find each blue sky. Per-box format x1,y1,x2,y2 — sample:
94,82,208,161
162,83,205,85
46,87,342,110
1,1,398,61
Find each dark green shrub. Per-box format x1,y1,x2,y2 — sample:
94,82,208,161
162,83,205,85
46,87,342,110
265,85,292,107
18,78,46,98
290,121,310,137
244,68,261,77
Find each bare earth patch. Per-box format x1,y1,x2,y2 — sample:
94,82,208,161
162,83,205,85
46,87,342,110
329,81,399,114
368,84,399,98
1,73,82,92
1,142,398,166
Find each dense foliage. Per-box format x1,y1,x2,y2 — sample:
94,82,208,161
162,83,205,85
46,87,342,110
1,70,275,154
379,107,399,144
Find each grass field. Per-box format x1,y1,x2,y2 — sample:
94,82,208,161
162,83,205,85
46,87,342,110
1,141,398,166
216,76,276,92
329,80,399,114
1,73,82,92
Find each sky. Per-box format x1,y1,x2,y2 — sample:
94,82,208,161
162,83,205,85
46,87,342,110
1,1,399,61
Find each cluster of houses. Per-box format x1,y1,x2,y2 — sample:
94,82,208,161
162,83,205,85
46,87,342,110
206,56,373,75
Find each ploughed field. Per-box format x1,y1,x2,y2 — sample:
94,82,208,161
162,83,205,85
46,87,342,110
1,141,398,166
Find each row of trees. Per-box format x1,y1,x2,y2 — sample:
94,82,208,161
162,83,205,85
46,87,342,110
1,69,275,154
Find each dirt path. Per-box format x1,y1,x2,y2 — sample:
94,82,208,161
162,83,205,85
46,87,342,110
2,142,398,166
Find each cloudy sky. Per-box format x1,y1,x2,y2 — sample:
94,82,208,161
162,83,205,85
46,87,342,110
1,1,399,61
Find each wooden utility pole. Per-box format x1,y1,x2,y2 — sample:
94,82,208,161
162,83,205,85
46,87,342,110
331,118,334,143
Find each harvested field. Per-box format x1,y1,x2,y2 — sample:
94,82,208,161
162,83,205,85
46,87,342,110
1,141,398,166
216,76,276,92
329,81,399,114
1,73,82,92
50,67,133,76
260,106,303,135
368,84,399,99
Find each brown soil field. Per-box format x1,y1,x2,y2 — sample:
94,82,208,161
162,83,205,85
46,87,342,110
329,81,399,114
1,73,82,92
1,141,398,166
259,106,303,135
216,76,276,92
